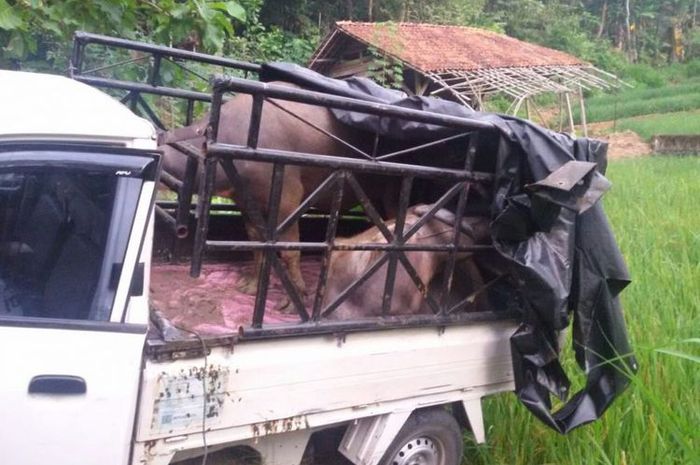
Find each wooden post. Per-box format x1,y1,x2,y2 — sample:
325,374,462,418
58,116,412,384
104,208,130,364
414,74,429,96
564,92,576,137
525,97,531,120
558,93,564,132
511,96,525,117
578,85,588,137
531,100,550,129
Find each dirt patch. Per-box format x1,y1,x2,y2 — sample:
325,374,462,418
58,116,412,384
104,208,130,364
583,121,652,159
601,130,652,159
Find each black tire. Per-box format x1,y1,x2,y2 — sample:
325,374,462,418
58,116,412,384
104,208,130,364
378,408,463,465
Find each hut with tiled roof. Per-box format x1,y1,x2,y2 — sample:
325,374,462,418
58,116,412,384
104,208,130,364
309,22,625,134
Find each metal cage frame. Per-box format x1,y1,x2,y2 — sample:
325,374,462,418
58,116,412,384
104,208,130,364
196,77,512,337
70,32,517,340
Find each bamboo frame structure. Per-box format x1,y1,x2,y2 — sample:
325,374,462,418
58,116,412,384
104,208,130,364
310,23,630,136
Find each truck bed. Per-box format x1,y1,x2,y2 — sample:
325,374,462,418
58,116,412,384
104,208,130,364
150,258,323,335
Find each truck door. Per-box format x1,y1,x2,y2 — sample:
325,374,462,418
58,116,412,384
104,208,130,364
0,146,159,465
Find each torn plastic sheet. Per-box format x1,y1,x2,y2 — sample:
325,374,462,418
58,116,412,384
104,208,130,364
260,63,637,433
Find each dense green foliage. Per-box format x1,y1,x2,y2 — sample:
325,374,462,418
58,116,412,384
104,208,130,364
1,0,698,76
466,156,700,465
616,110,700,139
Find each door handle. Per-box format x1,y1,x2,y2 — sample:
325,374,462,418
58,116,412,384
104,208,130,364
28,375,87,395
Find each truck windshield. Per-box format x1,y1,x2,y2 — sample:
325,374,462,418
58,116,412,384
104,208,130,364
0,165,142,321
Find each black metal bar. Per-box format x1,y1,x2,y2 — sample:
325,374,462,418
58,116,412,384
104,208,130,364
381,176,413,315
216,159,309,321
129,91,139,113
81,55,150,76
265,99,373,161
150,55,161,86
190,157,217,277
321,254,390,318
136,94,166,130
203,241,494,253
155,205,177,232
266,164,286,240
345,172,395,242
212,77,496,131
157,201,238,213
217,156,273,326
371,129,380,159
395,253,441,314
312,172,346,320
275,171,339,237
74,31,261,73
169,142,204,160
375,132,471,161
251,255,272,328
208,89,224,143
440,134,479,314
73,75,212,102
185,99,195,126
239,310,517,340
68,39,83,78
120,91,132,105
251,163,285,327
164,56,208,82
402,183,463,241
269,253,310,322
439,182,470,314
145,311,518,354
159,170,183,191
247,94,264,148
175,156,199,239
206,143,494,182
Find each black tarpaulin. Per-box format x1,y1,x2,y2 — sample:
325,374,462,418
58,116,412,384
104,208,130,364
260,63,637,433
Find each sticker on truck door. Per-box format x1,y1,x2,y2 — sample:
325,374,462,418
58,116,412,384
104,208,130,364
150,365,229,433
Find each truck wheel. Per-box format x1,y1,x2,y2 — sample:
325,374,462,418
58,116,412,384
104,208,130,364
379,409,463,465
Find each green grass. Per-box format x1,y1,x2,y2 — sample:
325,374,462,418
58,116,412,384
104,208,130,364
466,157,700,465
615,111,700,141
576,78,700,123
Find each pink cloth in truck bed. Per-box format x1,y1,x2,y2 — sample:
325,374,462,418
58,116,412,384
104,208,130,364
150,259,321,335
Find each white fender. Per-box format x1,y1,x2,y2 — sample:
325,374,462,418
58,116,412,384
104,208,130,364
462,397,486,444
339,410,413,465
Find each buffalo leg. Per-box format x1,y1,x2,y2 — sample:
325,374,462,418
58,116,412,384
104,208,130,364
236,221,263,295
275,180,307,312
279,222,306,294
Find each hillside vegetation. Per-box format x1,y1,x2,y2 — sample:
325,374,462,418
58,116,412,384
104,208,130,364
1,0,698,80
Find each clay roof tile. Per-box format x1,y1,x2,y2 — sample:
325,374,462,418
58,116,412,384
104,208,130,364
334,21,585,72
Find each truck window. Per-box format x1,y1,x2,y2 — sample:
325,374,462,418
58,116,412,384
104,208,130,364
0,167,141,321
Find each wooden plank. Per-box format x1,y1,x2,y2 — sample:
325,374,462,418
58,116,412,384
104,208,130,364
329,56,373,78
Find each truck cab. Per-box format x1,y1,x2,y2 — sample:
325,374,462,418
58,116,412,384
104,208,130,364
0,70,160,465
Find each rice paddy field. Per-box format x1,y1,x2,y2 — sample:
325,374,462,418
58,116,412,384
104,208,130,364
616,111,700,141
466,156,700,465
573,78,700,123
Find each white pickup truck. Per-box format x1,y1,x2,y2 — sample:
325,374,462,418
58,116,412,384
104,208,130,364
0,70,517,465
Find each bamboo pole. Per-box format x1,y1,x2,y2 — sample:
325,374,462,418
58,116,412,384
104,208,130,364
564,92,576,137
558,93,564,132
525,97,531,120
578,85,588,137
531,99,550,129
